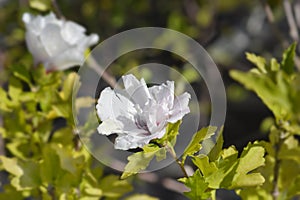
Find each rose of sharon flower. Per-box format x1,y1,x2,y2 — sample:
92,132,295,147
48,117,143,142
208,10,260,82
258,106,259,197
96,74,191,150
22,12,99,70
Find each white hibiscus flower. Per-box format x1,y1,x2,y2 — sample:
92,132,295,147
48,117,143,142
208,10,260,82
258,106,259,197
22,12,99,71
96,74,191,150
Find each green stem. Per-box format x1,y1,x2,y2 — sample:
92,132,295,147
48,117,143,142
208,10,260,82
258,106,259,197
166,143,189,178
272,128,285,200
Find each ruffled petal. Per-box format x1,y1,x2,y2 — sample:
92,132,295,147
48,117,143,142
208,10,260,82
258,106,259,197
50,47,83,70
40,24,69,57
149,81,174,109
114,127,166,150
61,21,86,45
23,13,45,35
96,87,137,122
97,118,122,135
122,74,151,108
25,31,49,65
168,92,191,123
76,33,99,53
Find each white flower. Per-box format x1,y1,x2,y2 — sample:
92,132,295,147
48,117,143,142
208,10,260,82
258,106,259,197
22,12,99,71
96,74,191,150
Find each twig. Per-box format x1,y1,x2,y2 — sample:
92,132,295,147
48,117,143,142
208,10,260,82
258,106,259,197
260,0,289,48
166,143,189,178
86,56,117,88
283,0,299,42
261,0,300,71
283,0,300,71
51,0,65,20
272,136,283,200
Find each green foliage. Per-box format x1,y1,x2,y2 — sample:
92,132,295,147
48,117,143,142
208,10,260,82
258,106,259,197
230,44,300,133
156,120,182,146
121,144,162,179
29,0,51,12
182,126,217,164
180,138,265,199
0,66,135,199
179,170,211,200
124,194,159,200
230,45,300,199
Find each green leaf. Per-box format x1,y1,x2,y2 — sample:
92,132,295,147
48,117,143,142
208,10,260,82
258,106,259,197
75,97,96,111
246,52,267,73
270,58,280,71
156,120,181,146
55,145,84,175
0,88,12,111
0,156,41,190
40,145,61,183
178,169,212,200
29,0,51,11
230,70,291,120
6,140,31,160
0,185,23,200
199,143,265,189
278,160,300,197
182,126,217,164
281,43,296,74
192,155,218,177
60,72,78,101
124,194,159,200
231,143,265,188
99,175,133,198
0,156,22,176
121,145,160,179
8,76,22,102
84,188,103,196
208,127,224,161
237,188,272,200
205,146,239,188
11,65,31,86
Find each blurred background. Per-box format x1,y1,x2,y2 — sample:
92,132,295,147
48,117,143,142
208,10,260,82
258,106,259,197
0,0,298,199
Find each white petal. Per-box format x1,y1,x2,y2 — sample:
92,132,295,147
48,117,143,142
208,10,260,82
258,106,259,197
168,92,191,123
97,119,122,135
50,47,83,70
96,87,136,122
22,13,32,24
87,34,99,46
25,31,49,64
61,21,86,45
114,135,142,150
23,13,45,35
40,24,69,57
114,126,166,150
149,81,174,109
141,100,168,133
77,34,99,50
122,74,151,108
116,115,148,135
43,12,58,24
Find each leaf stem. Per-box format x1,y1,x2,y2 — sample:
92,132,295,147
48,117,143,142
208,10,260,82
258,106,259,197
272,128,285,200
166,143,189,178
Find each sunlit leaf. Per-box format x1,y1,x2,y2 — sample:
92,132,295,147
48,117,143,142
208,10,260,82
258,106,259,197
178,169,212,200
182,126,216,164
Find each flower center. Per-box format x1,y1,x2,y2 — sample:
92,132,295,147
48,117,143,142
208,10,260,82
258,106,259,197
135,116,150,135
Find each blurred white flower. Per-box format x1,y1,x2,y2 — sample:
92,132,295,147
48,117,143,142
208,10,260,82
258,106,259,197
22,12,99,70
96,74,191,150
